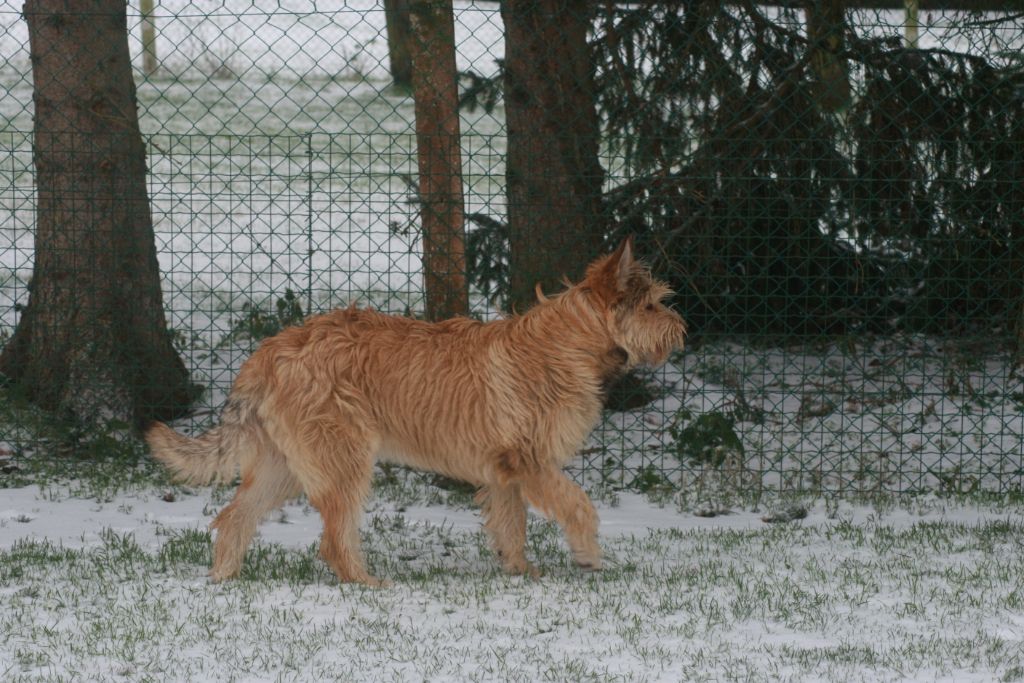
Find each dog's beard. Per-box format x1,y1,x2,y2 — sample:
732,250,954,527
626,326,684,368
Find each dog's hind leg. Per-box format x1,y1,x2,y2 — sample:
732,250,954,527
308,465,381,587
268,392,385,587
519,467,602,571
210,438,301,582
476,483,538,578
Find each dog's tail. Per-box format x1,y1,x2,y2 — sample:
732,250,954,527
145,396,258,485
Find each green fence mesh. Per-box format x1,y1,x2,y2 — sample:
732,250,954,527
1,1,1023,495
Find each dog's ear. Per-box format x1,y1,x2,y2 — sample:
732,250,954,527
602,236,635,294
534,282,548,303
586,236,636,303
611,236,635,292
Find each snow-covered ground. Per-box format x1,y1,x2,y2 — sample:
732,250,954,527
2,480,1023,682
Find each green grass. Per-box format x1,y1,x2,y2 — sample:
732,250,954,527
2,498,1023,682
0,388,177,501
3,442,1024,681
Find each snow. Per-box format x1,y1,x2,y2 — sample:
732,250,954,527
0,486,758,553
2,482,1023,682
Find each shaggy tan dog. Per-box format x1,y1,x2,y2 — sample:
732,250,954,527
147,238,686,585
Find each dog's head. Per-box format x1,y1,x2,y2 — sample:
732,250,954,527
581,237,687,368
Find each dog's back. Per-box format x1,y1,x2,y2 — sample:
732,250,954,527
222,301,607,484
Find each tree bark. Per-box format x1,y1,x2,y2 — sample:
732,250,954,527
384,0,413,89
903,0,920,48
501,0,605,311
140,0,157,77
1,0,196,431
409,0,469,321
806,0,851,113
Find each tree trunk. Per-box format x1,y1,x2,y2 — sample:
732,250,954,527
384,0,413,89
409,0,469,321
806,0,851,113
502,0,605,312
1012,163,1024,366
140,0,157,77
1,0,196,432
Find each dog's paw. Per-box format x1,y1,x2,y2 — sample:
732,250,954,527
573,542,603,572
352,574,392,589
573,551,603,572
208,568,239,583
504,560,541,580
498,552,541,579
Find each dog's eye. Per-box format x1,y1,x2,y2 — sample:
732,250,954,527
645,303,655,312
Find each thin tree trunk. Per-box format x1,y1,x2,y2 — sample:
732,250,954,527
502,0,605,312
408,0,469,321
903,0,920,48
806,0,851,113
1012,167,1024,367
1,0,196,432
140,0,157,76
384,0,413,89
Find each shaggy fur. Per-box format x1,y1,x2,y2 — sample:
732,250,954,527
147,238,687,585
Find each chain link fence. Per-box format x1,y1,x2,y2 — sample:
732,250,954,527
1,1,1023,495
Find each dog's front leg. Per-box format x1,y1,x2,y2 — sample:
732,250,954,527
475,483,540,578
519,466,602,571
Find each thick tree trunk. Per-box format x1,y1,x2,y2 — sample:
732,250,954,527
409,0,469,321
384,0,413,89
502,0,605,311
0,0,196,431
